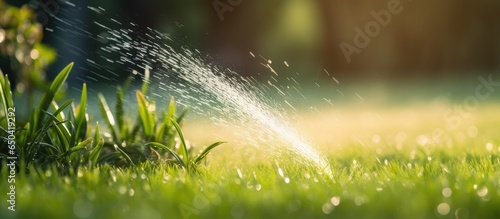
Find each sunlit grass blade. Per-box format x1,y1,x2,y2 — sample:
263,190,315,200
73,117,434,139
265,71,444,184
63,138,92,157
194,141,225,165
145,142,184,167
156,97,176,142
171,118,189,167
122,74,134,93
115,86,126,137
114,144,134,165
75,83,88,142
98,93,118,143
45,99,73,151
136,90,154,139
0,72,14,128
97,151,121,164
176,108,188,124
89,122,103,166
35,62,73,133
89,138,104,167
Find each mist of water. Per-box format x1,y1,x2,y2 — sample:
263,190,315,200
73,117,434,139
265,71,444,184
44,2,333,176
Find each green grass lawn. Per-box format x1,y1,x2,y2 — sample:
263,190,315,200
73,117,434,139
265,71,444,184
2,104,499,219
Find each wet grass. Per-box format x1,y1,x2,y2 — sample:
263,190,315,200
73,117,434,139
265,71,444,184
1,128,499,219
1,63,499,219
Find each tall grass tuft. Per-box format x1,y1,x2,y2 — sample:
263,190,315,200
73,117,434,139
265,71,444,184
0,63,224,173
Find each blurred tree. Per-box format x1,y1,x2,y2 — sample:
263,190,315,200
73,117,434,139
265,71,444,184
0,0,56,99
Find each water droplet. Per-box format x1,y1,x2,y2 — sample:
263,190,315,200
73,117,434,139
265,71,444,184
284,177,290,184
15,50,25,63
118,186,127,195
16,34,24,43
354,196,365,206
129,189,135,196
330,196,340,206
442,187,452,197
255,184,262,191
278,168,284,178
477,186,488,197
64,176,71,184
486,143,493,151
77,170,84,178
73,199,93,218
322,203,334,214
437,203,450,215
0,29,5,43
236,167,243,179
427,156,432,161
28,50,38,61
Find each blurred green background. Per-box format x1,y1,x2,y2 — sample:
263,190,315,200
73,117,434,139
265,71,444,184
2,0,500,103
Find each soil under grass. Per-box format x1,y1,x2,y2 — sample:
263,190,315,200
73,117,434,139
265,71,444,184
2,104,500,219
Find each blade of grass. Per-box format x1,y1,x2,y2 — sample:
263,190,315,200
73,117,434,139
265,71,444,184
97,93,118,143
114,144,134,165
122,74,134,93
75,83,87,142
136,90,154,139
97,151,121,164
0,73,14,128
156,97,176,142
176,108,189,124
44,99,73,151
115,86,126,137
63,138,92,157
171,118,189,167
89,122,104,166
194,141,225,165
145,142,184,167
35,62,73,133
